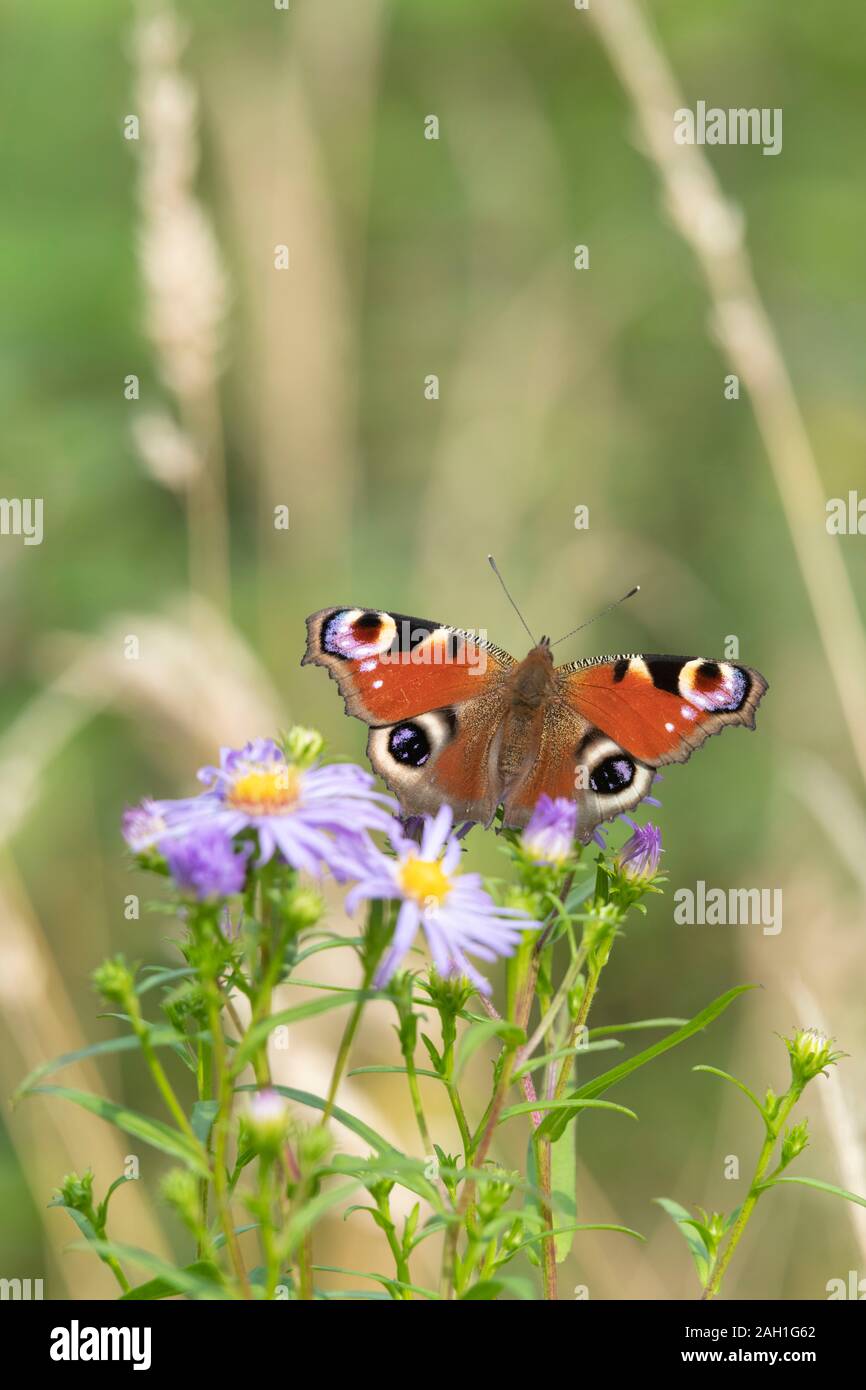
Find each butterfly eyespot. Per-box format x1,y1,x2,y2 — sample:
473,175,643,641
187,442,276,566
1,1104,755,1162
388,722,431,767
589,755,635,794
679,658,749,712
354,610,384,631
321,608,396,660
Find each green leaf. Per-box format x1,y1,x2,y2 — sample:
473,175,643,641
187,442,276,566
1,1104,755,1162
28,1086,209,1176
550,1121,577,1262
757,1175,866,1208
533,1098,638,1140
454,1019,525,1081
692,1065,768,1125
544,986,755,1141
348,1065,444,1082
313,1265,439,1300
324,1154,443,1210
654,1198,710,1285
280,1182,361,1258
191,1099,219,1146
137,967,196,996
68,1241,229,1299
509,1221,645,1256
235,1084,399,1157
461,1275,534,1300
13,1027,197,1103
588,1017,687,1038
512,1039,624,1079
233,990,380,1069
502,1096,637,1125
294,937,365,964
121,1260,224,1300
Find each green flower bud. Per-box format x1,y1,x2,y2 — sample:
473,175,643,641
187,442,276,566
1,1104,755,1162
284,887,324,932
780,1119,810,1167
161,1167,201,1232
92,955,136,1007
56,1169,95,1216
280,726,325,768
242,1088,291,1154
785,1027,844,1088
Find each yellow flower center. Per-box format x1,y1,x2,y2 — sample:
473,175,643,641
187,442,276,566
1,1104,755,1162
228,766,301,815
399,856,452,907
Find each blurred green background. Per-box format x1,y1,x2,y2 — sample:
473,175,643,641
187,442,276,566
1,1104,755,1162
1,0,864,1299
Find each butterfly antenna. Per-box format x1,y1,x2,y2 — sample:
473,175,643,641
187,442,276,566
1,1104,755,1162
550,585,640,649
487,555,538,646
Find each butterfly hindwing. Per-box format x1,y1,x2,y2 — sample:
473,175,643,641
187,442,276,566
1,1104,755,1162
501,702,658,840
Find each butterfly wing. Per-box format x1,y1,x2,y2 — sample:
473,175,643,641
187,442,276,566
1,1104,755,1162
303,607,516,823
502,653,768,840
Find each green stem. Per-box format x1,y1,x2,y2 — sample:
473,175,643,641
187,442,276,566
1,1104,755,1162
401,1041,433,1157
207,993,251,1298
703,1090,799,1299
321,924,387,1125
196,1038,213,1260
533,1132,558,1301
259,1157,280,1300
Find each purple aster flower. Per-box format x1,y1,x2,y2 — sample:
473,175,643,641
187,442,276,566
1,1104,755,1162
345,805,540,994
164,826,252,900
121,796,212,853
615,821,663,880
521,795,577,865
192,738,398,878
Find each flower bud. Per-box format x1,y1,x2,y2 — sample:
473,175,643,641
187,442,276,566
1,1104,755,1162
243,1088,291,1153
92,955,136,1008
281,726,325,769
161,1167,201,1231
785,1027,844,1088
781,1119,810,1167
521,796,577,867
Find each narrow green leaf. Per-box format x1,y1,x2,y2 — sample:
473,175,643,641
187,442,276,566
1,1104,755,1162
454,1019,525,1081
348,1065,444,1082
235,1084,399,1157
69,1241,229,1299
233,990,380,1069
313,1265,439,1300
512,1039,624,1079
191,1099,219,1146
550,1121,577,1262
544,986,755,1140
692,1065,768,1124
758,1175,866,1208
324,1154,442,1210
654,1198,710,1284
461,1275,534,1300
510,1221,645,1256
281,1182,360,1257
588,1017,688,1038
120,1261,224,1300
137,967,196,996
501,1097,637,1128
29,1086,209,1176
13,1027,197,1103
294,937,365,964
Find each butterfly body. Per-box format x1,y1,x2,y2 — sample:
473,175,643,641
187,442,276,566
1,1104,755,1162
303,607,768,841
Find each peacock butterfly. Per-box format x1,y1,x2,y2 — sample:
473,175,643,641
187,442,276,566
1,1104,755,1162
302,596,768,843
